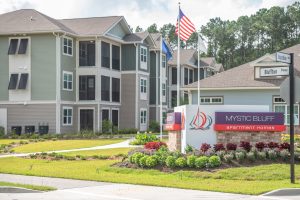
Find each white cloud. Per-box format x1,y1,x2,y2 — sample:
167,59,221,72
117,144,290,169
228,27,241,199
0,0,296,30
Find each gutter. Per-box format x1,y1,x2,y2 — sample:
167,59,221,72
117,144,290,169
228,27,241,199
182,86,280,91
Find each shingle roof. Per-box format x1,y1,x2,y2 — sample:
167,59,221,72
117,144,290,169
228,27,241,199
123,31,149,42
185,44,300,89
168,49,197,67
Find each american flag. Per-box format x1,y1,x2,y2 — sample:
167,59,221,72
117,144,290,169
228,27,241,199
175,8,196,41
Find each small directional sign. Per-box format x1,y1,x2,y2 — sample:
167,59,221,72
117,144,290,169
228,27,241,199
276,52,291,64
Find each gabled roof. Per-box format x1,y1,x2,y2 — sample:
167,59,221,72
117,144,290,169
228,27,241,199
185,44,300,90
0,9,75,35
123,31,156,47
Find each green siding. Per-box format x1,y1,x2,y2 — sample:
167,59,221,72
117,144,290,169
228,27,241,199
31,34,56,100
0,37,9,101
108,24,127,38
61,37,76,101
121,44,136,71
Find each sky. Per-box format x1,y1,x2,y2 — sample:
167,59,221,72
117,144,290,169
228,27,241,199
0,0,297,30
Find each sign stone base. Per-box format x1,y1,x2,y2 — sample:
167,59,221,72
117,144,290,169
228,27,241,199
168,131,181,152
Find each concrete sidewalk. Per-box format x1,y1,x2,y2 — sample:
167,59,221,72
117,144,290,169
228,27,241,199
0,139,137,158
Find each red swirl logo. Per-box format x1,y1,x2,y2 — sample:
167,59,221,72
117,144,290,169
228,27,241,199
189,108,213,130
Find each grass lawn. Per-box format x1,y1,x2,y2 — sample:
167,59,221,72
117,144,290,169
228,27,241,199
0,139,28,145
0,157,299,195
0,181,56,191
61,148,133,157
12,139,125,153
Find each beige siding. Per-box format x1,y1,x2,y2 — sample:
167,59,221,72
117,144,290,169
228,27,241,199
120,74,136,129
0,104,56,134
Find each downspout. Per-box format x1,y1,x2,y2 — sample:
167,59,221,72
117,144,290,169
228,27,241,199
96,36,100,132
134,43,139,130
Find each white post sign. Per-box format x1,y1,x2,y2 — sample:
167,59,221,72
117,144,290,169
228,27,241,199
260,67,289,77
276,52,291,64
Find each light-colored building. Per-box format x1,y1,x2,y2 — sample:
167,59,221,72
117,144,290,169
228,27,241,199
184,44,300,128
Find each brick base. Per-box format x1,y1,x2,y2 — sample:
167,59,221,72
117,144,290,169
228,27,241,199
167,131,181,151
217,131,282,146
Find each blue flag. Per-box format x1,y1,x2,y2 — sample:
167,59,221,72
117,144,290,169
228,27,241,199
162,39,172,61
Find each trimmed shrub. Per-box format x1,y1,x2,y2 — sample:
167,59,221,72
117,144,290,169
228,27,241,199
148,121,160,132
246,152,255,162
223,154,234,163
139,155,149,168
175,157,187,168
280,143,290,151
131,152,144,165
187,155,197,168
185,145,194,153
255,142,266,151
208,156,221,168
257,151,267,160
146,156,158,168
144,141,167,150
267,149,277,160
165,156,176,168
200,143,211,152
235,151,245,162
239,141,252,152
214,143,225,152
226,143,237,151
279,149,290,161
267,142,279,149
195,156,209,169
131,133,159,145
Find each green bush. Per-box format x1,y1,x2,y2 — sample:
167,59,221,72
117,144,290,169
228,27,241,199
118,128,138,135
139,155,149,168
154,146,170,165
148,121,160,132
187,155,197,168
146,156,158,168
185,145,194,154
216,150,225,159
246,152,256,162
195,156,209,168
175,157,187,168
102,120,113,134
208,156,221,168
257,151,267,160
235,151,245,162
64,156,76,160
130,133,159,145
165,156,176,168
0,127,5,138
223,154,234,163
130,152,144,164
267,149,277,160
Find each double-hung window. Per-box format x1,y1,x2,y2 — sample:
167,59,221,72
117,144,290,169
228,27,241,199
63,37,73,56
140,78,147,100
8,38,28,55
162,83,166,97
171,68,177,85
140,46,147,70
63,71,73,91
273,97,299,125
63,107,73,126
162,55,166,68
140,109,147,125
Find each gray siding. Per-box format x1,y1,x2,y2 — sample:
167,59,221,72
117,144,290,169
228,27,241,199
108,24,127,39
61,37,76,101
121,44,136,71
0,104,56,134
0,36,9,101
150,52,157,105
31,34,56,100
120,74,136,129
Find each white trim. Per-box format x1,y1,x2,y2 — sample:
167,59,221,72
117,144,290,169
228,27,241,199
78,107,96,132
62,106,73,126
78,39,96,68
55,34,61,134
184,86,280,91
121,70,149,76
200,96,223,105
140,77,147,100
62,36,73,57
62,71,73,91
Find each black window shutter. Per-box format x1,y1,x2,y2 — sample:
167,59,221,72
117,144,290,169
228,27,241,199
18,73,29,89
18,39,28,54
8,74,19,90
8,39,18,55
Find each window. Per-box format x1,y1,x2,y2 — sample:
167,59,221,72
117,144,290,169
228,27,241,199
184,68,189,85
162,83,166,96
171,91,177,107
162,55,166,68
18,73,28,89
189,69,193,84
101,76,110,101
112,78,120,102
112,45,120,70
8,74,19,90
8,39,18,55
140,78,147,100
79,41,95,66
79,76,95,100
273,97,299,125
63,107,73,126
63,37,73,56
140,109,147,125
140,46,147,62
200,97,223,104
63,71,73,91
102,109,109,121
172,68,177,85
112,109,119,128
183,91,189,104
18,39,28,54
101,41,110,68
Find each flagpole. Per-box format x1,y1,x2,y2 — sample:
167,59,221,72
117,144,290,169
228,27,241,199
177,2,181,107
197,33,201,107
160,34,163,140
